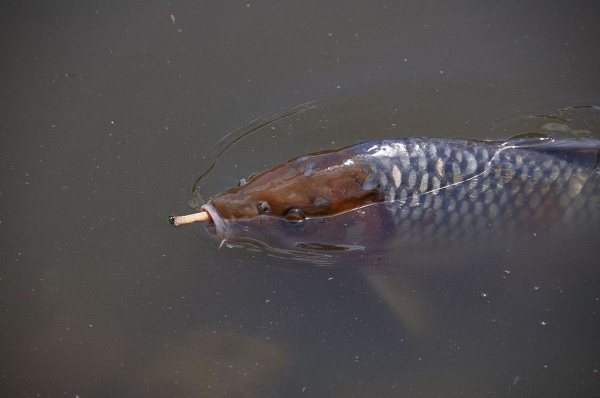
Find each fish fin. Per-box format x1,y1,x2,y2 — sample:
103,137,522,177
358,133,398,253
503,136,599,153
507,132,550,140
361,267,428,336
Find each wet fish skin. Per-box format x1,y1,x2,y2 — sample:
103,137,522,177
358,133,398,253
354,138,495,205
201,137,600,253
355,137,600,246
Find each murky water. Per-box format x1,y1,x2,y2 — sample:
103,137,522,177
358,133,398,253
1,1,600,397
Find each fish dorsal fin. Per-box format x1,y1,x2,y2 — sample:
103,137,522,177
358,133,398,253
507,132,550,140
501,136,600,173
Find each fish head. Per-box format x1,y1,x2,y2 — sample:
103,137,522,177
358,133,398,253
201,146,387,252
205,146,384,221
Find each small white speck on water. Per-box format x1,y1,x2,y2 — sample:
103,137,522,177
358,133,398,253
480,293,488,298
539,321,547,326
504,270,510,274
534,286,540,290
327,277,334,281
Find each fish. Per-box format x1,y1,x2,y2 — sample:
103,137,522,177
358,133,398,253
171,136,600,262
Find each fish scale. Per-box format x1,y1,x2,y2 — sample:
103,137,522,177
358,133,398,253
353,138,600,246
358,138,496,204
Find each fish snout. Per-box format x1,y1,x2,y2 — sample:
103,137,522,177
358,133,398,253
209,194,261,220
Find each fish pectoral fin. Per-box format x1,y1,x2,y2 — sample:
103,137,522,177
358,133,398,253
361,267,429,336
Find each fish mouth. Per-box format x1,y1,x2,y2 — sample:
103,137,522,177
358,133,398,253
201,202,229,238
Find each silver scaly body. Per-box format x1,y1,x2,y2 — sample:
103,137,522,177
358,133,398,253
354,137,600,246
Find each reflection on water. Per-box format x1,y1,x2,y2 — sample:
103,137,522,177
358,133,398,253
128,330,288,396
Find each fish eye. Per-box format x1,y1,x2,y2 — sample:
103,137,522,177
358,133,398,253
257,200,271,214
283,208,305,225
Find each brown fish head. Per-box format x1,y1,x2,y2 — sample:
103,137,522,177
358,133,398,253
204,146,385,227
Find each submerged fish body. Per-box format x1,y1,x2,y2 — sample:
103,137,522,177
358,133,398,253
201,137,600,259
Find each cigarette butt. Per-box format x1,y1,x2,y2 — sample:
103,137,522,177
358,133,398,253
169,211,211,226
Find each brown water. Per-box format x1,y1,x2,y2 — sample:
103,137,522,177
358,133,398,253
1,1,600,396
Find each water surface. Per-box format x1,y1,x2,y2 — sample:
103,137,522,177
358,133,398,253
1,1,600,396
